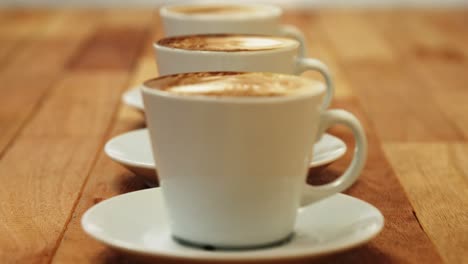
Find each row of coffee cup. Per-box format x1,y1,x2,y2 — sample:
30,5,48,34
122,4,368,250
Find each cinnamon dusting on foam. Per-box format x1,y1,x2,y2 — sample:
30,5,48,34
145,72,321,97
157,34,298,52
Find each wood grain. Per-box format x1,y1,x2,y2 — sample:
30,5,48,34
0,9,58,38
308,99,443,264
319,11,464,141
356,11,468,263
0,10,150,263
54,12,443,263
39,10,100,39
67,27,148,71
283,12,354,99
0,38,89,156
0,71,130,263
0,8,466,264
0,39,22,67
383,143,468,264
0,137,101,263
0,10,101,155
51,15,159,264
316,10,396,64
365,11,468,140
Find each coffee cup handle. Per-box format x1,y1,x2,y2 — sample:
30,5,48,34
301,109,368,206
296,57,333,110
278,24,307,57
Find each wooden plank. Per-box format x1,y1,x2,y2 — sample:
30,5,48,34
309,98,443,263
360,11,468,264
0,71,130,263
341,62,464,141
366,10,468,93
39,10,101,39
398,12,468,138
316,10,396,64
0,38,89,155
0,9,96,40
67,26,149,71
1,38,85,78
422,10,468,57
20,72,128,137
127,38,159,87
0,11,150,154
383,143,468,264
0,11,150,263
0,9,58,38
0,10,101,156
115,18,159,90
0,39,23,67
0,137,101,263
320,11,464,141
282,11,353,99
101,9,157,28
51,21,159,264
46,11,156,263
1,9,465,264
362,10,468,138
0,74,55,156
48,115,148,264
0,39,29,151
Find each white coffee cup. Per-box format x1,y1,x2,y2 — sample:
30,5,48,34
160,3,307,56
154,34,334,110
142,72,367,249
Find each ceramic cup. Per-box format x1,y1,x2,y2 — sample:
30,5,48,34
160,3,307,56
154,34,333,110
142,72,367,249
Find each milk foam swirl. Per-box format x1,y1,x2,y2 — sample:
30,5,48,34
158,34,298,52
145,72,323,97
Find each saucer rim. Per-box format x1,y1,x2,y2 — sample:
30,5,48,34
312,133,347,167
122,86,144,111
104,129,154,169
82,188,384,262
104,128,347,170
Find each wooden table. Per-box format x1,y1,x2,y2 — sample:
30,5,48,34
0,8,467,264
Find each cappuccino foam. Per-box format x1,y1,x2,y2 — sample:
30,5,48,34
166,5,260,15
158,34,298,52
144,72,322,97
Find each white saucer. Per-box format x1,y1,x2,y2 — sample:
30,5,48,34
122,87,144,111
82,188,384,262
104,128,347,185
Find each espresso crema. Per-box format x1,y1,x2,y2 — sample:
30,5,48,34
144,72,322,97
157,34,298,52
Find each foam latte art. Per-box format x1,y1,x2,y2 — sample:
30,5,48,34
144,72,323,97
158,34,298,52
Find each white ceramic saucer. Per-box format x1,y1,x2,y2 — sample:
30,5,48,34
122,86,144,111
104,128,347,186
82,188,384,262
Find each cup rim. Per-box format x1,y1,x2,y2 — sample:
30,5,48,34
160,3,283,21
141,72,325,104
154,33,300,54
